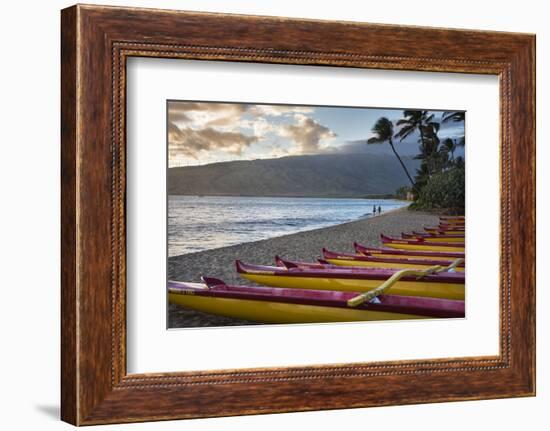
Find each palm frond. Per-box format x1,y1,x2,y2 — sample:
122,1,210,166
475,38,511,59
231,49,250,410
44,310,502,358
394,124,415,141
402,110,423,119
442,111,465,123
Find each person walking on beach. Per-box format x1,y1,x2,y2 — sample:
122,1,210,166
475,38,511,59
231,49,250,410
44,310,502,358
373,205,376,215
378,205,382,214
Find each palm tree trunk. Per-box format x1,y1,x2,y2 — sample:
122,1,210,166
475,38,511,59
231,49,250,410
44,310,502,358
388,138,416,189
418,126,430,177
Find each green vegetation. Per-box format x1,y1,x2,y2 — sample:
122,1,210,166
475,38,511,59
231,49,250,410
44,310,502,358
413,161,464,213
368,110,465,213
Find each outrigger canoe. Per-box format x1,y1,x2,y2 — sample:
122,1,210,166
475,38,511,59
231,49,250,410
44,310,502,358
402,232,465,243
321,248,465,272
381,234,465,252
168,278,465,323
440,215,465,221
354,243,465,261
236,260,465,300
424,226,465,235
412,231,464,238
274,255,331,270
440,221,465,227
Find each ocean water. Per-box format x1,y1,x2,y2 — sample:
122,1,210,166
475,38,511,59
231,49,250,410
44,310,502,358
168,195,408,257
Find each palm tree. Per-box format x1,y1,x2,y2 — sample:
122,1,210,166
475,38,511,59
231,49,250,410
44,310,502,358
442,111,465,123
442,138,457,161
367,117,415,188
423,122,443,174
394,110,434,153
395,111,447,178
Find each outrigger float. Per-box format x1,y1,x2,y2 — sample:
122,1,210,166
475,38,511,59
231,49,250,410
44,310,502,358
168,278,465,324
236,259,465,300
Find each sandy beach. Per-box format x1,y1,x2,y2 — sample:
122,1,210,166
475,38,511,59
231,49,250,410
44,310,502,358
168,207,440,328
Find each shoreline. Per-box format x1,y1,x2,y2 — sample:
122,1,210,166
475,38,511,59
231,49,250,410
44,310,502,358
169,204,410,260
168,207,439,328
169,193,411,201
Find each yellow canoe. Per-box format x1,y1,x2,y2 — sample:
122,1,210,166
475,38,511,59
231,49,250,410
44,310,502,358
354,243,465,261
402,233,465,243
440,216,465,222
424,227,465,235
168,279,465,323
236,261,465,300
381,234,464,252
321,249,465,272
169,285,422,323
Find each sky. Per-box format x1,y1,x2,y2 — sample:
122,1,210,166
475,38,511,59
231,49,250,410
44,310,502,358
167,101,466,168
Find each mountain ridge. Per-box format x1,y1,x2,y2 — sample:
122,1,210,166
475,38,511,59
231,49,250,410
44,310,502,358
168,153,419,198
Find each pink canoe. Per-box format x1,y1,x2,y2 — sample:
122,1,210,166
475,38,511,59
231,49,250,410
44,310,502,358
321,248,465,270
380,234,465,251
168,278,465,322
354,242,465,260
236,260,465,300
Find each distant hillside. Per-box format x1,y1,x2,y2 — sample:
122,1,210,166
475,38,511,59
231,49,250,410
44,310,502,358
168,153,419,198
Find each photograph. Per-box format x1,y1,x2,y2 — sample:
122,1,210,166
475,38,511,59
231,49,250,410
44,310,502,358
50,2,536,426
167,101,466,328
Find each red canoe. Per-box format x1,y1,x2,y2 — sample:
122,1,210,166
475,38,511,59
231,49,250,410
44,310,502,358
424,225,465,233
168,278,465,321
405,231,465,240
236,260,465,300
321,248,465,269
381,234,465,248
275,255,330,270
438,224,465,231
354,242,465,260
439,215,465,221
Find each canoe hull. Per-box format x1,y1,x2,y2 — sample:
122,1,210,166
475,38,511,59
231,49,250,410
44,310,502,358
381,234,464,249
363,251,462,260
169,292,425,323
384,242,465,252
324,257,465,272
403,234,465,243
239,272,464,300
381,235,464,252
424,227,465,235
354,243,465,260
169,279,464,323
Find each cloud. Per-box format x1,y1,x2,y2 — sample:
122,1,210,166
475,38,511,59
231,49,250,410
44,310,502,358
169,111,193,123
168,101,249,115
281,115,336,154
167,101,338,164
249,105,314,117
169,123,259,160
168,102,250,129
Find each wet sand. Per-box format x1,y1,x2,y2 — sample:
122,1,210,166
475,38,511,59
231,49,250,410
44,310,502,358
168,207,439,328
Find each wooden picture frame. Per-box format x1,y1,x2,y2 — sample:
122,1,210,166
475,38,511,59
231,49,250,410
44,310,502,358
61,4,535,425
